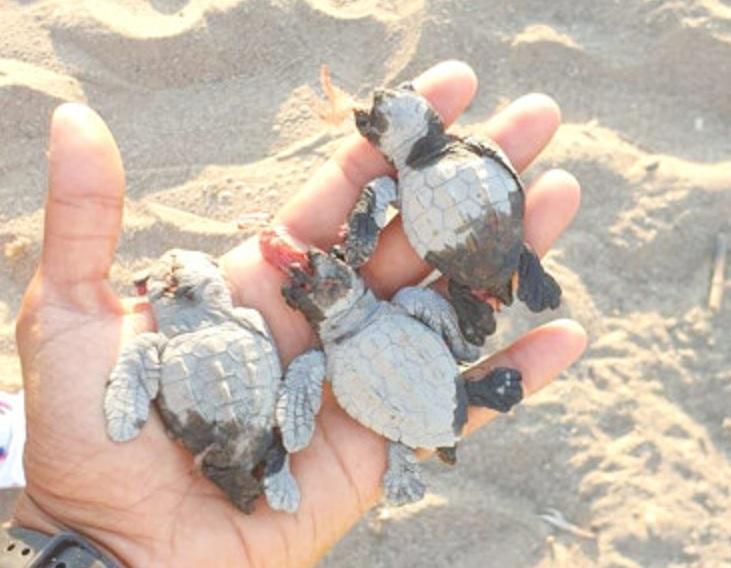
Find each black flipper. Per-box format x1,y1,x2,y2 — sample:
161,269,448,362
447,279,497,346
464,367,523,413
436,446,458,465
344,186,379,268
344,176,398,268
517,244,561,312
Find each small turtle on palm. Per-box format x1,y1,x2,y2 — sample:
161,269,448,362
261,230,523,506
104,249,299,514
344,83,561,346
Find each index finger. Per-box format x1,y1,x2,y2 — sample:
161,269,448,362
275,60,478,248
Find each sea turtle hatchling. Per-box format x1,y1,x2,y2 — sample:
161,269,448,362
104,249,299,514
345,83,562,346
261,230,523,506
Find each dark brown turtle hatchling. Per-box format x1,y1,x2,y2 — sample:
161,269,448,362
104,249,299,514
345,84,561,346
261,230,523,506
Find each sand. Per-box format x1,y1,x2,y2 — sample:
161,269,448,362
1,0,730,566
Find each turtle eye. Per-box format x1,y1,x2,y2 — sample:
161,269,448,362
330,245,346,262
354,108,370,131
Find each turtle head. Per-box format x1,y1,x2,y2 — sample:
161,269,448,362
259,227,365,329
282,247,365,328
354,83,444,166
135,249,231,335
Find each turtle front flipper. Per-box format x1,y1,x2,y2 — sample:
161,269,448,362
517,244,561,312
447,279,497,348
383,442,426,507
344,176,399,267
461,367,523,414
263,437,300,513
392,286,479,363
277,349,327,452
104,332,163,442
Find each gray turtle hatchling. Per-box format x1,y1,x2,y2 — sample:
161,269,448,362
104,249,299,514
345,84,561,347
261,231,523,506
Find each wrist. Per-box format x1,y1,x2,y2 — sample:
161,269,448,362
0,526,122,567
11,492,127,567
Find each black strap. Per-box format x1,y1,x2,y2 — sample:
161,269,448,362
0,527,120,567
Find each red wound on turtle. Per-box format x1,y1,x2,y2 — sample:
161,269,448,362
135,282,147,296
470,288,501,312
259,226,311,275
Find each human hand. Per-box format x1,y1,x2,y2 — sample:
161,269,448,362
14,61,586,567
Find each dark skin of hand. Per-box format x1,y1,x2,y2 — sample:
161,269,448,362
14,61,586,567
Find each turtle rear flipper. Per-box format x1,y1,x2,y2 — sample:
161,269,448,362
383,442,425,507
104,332,162,442
463,367,523,413
447,279,496,348
263,438,300,513
436,445,458,465
517,244,561,312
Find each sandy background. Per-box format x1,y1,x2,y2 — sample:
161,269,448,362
1,0,730,566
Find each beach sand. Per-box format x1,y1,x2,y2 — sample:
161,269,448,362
1,1,730,566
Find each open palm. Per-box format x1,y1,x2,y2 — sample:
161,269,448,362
14,61,586,567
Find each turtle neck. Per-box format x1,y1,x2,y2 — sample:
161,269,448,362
319,288,389,344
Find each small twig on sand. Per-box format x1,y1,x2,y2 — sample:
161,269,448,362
315,65,356,126
540,508,596,540
708,233,727,311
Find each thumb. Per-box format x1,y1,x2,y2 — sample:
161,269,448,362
41,103,125,296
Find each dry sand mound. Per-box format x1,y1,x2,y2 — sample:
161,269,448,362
1,1,730,566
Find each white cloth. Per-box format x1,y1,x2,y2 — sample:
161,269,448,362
0,390,26,488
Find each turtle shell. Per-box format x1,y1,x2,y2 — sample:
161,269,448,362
327,312,460,449
156,321,281,457
400,148,524,291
